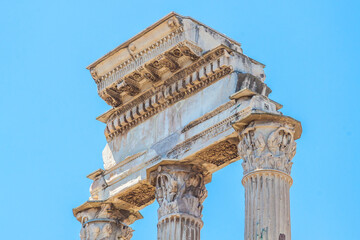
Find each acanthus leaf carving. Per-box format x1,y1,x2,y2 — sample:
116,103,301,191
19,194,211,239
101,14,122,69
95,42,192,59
77,203,134,240
151,165,207,219
238,123,297,175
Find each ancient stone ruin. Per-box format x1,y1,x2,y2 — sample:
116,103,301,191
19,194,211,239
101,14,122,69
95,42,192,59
73,12,302,240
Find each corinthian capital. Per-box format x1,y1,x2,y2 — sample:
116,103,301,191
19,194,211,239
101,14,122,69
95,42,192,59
76,203,136,240
238,121,297,175
150,164,208,220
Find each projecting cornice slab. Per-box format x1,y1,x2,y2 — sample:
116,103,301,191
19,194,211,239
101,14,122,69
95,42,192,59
86,12,265,111
86,12,243,71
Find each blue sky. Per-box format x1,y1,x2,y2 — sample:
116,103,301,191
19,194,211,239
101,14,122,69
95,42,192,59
0,0,359,239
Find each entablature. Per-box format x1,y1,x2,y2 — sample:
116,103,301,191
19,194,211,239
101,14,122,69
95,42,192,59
95,50,270,146
102,46,232,141
86,91,286,211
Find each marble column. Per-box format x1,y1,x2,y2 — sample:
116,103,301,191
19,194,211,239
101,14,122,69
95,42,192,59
76,203,134,240
150,164,208,240
238,121,298,240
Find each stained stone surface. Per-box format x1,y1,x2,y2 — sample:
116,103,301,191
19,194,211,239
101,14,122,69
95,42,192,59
73,12,302,240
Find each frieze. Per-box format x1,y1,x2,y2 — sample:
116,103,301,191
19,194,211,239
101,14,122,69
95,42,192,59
181,100,236,133
167,113,238,159
166,104,256,160
104,151,147,174
163,95,279,161
105,154,161,187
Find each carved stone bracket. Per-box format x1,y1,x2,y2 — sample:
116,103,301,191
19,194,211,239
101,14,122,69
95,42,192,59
237,121,297,175
76,203,136,240
141,65,161,82
100,87,123,107
149,53,180,73
97,40,203,107
117,78,140,96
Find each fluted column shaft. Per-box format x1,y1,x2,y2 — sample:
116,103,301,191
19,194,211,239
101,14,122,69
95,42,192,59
238,121,298,240
150,164,208,240
157,214,203,240
243,171,292,240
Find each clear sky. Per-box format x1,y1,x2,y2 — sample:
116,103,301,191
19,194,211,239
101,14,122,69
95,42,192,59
0,0,359,239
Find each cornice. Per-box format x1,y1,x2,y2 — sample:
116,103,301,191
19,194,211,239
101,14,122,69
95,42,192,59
105,65,233,140
86,12,243,71
100,45,227,119
87,12,180,70
103,47,233,140
97,39,207,108
87,12,266,112
95,26,186,87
